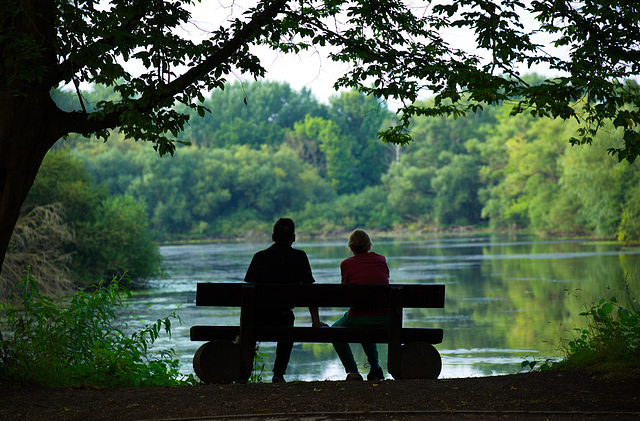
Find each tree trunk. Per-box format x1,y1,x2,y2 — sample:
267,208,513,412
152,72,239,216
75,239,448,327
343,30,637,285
0,0,61,275
0,95,62,275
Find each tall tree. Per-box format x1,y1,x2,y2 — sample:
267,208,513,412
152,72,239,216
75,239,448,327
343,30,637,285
2,0,639,270
328,90,391,191
560,130,634,237
479,111,571,230
179,81,328,147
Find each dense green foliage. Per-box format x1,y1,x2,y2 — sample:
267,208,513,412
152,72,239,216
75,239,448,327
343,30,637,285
368,1,640,163
177,81,330,148
0,271,195,387
61,81,640,243
557,285,640,372
2,0,639,274
23,150,162,286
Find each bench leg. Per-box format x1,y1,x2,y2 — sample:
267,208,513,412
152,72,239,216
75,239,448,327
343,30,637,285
387,287,403,379
239,285,257,381
193,340,241,384
398,342,442,379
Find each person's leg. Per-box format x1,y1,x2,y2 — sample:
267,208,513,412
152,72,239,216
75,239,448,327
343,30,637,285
356,315,389,367
254,308,294,381
361,342,380,367
331,313,359,374
340,314,388,379
360,315,389,380
361,341,385,380
272,310,295,379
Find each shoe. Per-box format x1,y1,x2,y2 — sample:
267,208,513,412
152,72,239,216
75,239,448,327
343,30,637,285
272,374,286,383
367,365,384,382
345,372,363,381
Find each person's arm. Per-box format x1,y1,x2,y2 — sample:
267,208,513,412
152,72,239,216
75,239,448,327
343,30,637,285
244,257,256,283
308,306,327,327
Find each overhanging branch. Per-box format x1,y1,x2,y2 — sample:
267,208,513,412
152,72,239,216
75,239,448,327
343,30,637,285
145,0,289,104
63,0,289,137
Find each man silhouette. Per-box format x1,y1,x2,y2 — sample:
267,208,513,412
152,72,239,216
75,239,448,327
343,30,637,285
244,218,325,382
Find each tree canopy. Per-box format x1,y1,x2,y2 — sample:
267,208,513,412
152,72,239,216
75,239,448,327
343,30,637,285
1,0,639,270
65,81,639,247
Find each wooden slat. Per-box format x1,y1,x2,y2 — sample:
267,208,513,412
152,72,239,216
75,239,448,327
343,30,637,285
387,286,403,378
190,325,444,344
195,283,445,308
238,284,257,379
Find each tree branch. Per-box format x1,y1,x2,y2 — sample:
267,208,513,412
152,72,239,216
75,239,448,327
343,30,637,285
52,2,157,86
63,0,289,137
144,0,289,104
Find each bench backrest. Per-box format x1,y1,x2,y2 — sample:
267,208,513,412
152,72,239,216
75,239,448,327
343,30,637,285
195,283,445,308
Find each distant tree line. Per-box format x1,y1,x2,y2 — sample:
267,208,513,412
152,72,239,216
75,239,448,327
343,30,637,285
54,79,640,244
2,149,162,294
6,77,639,296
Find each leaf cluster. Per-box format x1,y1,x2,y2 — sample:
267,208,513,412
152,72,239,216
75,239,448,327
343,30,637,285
559,284,640,371
249,345,269,383
0,270,196,388
6,0,639,160
520,357,555,372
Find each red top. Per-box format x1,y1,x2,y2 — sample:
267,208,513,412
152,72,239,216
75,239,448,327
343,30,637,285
340,251,390,317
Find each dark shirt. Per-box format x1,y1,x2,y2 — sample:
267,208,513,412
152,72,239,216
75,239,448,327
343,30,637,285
244,243,315,285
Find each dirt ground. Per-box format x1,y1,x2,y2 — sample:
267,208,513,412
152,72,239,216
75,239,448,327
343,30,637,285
1,369,639,421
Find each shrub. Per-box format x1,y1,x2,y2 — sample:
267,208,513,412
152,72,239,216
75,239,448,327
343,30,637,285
618,184,640,245
558,284,640,372
0,270,196,388
23,149,163,288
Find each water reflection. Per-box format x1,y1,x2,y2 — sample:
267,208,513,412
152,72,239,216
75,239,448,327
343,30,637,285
123,234,640,381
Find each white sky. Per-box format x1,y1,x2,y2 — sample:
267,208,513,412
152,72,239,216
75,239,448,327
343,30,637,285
181,0,354,104
81,0,567,107
179,0,567,106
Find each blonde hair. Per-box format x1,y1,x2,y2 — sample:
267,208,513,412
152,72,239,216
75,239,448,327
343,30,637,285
348,229,372,255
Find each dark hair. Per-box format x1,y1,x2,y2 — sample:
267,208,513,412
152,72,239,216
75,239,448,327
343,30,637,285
348,229,372,254
273,218,296,244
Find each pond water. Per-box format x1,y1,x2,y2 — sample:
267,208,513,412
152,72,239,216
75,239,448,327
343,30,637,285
123,233,640,382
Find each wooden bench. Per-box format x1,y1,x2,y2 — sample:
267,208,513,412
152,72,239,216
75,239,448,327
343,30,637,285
190,282,445,383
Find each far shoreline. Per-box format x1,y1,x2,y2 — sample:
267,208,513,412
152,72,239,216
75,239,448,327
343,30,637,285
158,227,623,247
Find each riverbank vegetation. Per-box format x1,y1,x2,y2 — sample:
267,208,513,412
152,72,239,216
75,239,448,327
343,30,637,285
520,283,640,377
0,148,163,297
557,284,640,374
0,271,195,388
56,79,640,245
4,78,639,297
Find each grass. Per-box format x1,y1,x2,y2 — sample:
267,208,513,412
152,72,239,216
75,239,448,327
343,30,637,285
0,269,196,388
0,204,75,300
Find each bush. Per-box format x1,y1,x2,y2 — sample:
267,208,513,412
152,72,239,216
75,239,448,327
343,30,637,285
558,284,640,372
618,184,640,245
24,150,162,288
0,270,195,388
74,195,162,282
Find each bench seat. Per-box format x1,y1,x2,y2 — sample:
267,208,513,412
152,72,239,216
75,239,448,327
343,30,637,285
190,325,444,344
190,282,445,383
